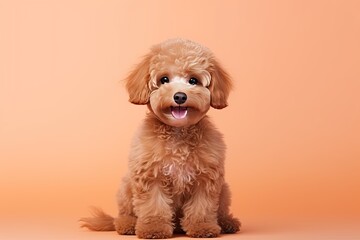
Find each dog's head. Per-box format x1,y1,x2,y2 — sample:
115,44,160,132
125,39,232,127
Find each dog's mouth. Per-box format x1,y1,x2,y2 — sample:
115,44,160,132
170,106,188,119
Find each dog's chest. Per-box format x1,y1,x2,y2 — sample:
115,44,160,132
162,160,196,183
160,139,198,191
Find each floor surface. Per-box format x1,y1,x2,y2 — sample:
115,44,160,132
1,217,359,240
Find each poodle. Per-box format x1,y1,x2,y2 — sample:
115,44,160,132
80,38,240,238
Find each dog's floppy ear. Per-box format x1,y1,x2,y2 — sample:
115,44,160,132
125,54,152,105
209,59,233,109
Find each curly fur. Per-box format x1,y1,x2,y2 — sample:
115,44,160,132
80,38,240,238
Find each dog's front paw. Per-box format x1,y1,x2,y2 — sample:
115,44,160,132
136,218,173,239
185,222,221,238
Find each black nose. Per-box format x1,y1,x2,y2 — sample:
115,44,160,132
173,92,187,105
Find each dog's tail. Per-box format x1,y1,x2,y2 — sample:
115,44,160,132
79,207,115,231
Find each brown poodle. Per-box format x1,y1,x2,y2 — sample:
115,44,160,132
80,38,240,238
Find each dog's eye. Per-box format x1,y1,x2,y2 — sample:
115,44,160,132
189,77,198,85
160,77,169,84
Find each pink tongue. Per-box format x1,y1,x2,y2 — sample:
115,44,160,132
171,107,187,119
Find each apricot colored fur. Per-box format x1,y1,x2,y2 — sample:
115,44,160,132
80,39,240,238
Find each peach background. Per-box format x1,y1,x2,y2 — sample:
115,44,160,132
1,0,360,239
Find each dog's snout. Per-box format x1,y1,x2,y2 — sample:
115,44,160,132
174,92,187,105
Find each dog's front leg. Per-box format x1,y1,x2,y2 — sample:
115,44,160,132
133,180,174,239
181,182,222,238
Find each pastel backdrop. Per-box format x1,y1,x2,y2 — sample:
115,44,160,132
0,0,359,239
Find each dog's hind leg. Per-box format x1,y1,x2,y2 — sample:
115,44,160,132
217,182,241,233
114,174,137,235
